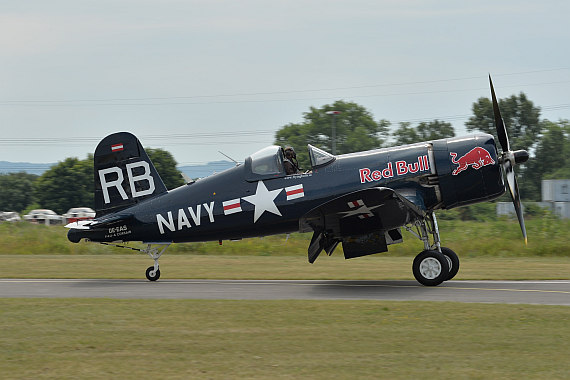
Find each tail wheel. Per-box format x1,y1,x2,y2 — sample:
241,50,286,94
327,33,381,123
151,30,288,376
412,250,449,286
440,247,460,281
146,266,161,281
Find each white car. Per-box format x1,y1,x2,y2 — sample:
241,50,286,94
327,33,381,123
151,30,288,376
0,211,21,222
63,207,96,224
23,209,64,225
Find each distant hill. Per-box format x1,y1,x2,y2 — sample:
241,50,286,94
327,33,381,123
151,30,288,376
178,160,237,179
0,160,236,179
0,161,55,176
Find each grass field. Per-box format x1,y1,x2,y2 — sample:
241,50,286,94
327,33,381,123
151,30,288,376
1,218,568,280
1,217,569,257
1,299,568,379
1,254,569,280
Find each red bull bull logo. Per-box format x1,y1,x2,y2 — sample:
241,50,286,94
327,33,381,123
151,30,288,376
450,147,495,175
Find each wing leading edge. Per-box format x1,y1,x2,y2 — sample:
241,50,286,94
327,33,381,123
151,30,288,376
299,187,426,263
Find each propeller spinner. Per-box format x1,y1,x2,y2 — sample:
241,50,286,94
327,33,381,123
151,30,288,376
489,75,529,244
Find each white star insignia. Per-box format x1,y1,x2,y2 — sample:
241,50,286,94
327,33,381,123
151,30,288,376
242,181,283,223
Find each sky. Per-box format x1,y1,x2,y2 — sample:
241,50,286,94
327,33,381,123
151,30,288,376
1,0,569,167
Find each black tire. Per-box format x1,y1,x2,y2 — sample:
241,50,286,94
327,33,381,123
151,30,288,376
440,247,460,281
145,266,161,281
412,250,449,286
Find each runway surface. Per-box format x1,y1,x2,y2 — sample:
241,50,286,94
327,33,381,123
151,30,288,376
1,279,569,305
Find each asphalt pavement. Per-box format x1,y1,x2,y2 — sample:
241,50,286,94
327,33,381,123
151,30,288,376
0,279,569,305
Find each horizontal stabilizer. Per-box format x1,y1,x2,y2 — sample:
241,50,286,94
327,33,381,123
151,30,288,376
64,213,133,230
64,220,93,230
90,213,134,226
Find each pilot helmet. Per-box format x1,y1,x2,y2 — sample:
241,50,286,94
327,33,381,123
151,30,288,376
284,146,296,159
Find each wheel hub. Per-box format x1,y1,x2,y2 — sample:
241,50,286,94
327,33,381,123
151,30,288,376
419,257,442,280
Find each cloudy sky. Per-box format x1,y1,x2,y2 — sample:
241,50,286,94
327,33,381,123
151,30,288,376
1,0,569,166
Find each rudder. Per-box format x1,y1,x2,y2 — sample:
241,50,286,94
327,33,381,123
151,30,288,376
94,132,168,217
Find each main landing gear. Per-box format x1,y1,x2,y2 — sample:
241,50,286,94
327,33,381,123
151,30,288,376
405,212,460,286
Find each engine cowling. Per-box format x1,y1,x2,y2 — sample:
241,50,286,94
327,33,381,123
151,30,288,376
432,134,505,209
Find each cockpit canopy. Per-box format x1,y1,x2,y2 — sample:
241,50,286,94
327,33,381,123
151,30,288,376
307,144,335,167
245,144,335,181
249,145,284,176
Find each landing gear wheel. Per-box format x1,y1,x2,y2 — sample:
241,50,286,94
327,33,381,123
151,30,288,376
145,266,161,281
412,250,449,286
440,247,460,281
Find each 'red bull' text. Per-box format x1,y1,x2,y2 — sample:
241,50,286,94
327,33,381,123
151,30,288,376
359,155,430,183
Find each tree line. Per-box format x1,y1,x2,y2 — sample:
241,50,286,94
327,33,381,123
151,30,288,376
1,92,568,214
0,149,185,215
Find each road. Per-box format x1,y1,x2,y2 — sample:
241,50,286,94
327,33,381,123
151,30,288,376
0,279,569,305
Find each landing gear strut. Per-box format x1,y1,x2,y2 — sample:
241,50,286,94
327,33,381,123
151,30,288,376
405,212,460,286
141,243,170,282
99,241,171,281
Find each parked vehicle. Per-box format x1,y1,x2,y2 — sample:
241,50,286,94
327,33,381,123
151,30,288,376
0,211,21,222
63,207,96,224
23,209,63,225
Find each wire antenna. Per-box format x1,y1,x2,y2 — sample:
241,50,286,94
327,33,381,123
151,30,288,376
218,151,240,166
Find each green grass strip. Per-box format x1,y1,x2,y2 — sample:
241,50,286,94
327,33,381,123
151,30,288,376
1,255,568,280
1,217,569,257
0,299,568,379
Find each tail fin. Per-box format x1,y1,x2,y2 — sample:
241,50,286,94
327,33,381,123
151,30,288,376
94,132,167,217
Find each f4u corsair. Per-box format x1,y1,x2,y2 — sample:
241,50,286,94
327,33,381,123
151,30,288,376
67,77,529,286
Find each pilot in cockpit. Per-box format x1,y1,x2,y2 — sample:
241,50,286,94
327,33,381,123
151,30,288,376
283,146,301,175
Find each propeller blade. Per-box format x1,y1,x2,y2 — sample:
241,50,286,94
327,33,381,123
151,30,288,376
504,159,528,244
489,75,510,152
490,75,527,244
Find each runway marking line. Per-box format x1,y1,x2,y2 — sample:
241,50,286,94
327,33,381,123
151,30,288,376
287,282,570,295
440,286,570,295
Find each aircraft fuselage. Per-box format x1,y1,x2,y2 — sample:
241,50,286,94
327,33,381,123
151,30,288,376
68,134,504,245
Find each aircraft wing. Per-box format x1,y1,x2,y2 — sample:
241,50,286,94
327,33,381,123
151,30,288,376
299,187,426,262
300,187,425,234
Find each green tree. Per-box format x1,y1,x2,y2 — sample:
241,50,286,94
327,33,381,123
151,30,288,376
545,119,570,179
392,122,419,145
275,100,390,168
34,156,94,214
146,148,185,189
392,120,455,145
0,172,38,212
465,92,541,151
417,119,455,140
522,119,570,199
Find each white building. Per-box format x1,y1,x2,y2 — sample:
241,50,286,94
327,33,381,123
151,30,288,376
542,179,570,219
497,179,570,219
